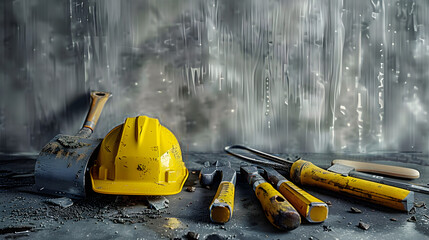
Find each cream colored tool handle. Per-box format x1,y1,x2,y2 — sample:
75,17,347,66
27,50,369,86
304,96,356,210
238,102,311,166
332,159,420,179
83,91,112,131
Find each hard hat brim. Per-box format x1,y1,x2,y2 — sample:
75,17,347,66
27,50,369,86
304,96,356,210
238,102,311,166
90,169,189,195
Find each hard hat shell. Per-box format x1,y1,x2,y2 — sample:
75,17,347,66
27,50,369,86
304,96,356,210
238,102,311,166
90,116,188,195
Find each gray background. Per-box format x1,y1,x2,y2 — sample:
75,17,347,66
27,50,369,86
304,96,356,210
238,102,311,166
1,0,428,154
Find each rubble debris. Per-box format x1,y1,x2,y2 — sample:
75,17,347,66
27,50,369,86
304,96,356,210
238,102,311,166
407,216,417,222
322,225,332,232
358,221,370,230
0,226,34,235
414,202,426,208
390,218,397,221
44,197,74,208
57,136,90,148
350,207,362,213
186,187,196,192
147,196,169,210
205,234,225,240
424,214,429,219
409,207,416,214
325,201,332,206
186,231,200,240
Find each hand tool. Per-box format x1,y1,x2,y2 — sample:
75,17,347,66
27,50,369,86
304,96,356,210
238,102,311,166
199,161,236,223
240,164,301,230
225,145,414,212
332,159,420,179
263,167,328,223
34,91,111,199
328,163,429,195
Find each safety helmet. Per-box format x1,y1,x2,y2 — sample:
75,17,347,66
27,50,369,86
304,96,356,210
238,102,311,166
90,116,188,195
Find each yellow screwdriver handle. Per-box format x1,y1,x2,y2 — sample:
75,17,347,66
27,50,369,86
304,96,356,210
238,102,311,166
290,160,414,212
255,182,301,230
277,180,328,223
209,181,235,223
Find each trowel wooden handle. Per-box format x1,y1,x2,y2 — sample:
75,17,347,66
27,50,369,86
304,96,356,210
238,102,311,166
209,181,235,223
83,91,111,131
255,182,301,230
291,160,414,212
332,159,420,179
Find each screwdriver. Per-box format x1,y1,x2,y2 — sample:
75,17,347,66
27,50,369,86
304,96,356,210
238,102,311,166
240,164,301,230
263,167,328,223
225,145,414,212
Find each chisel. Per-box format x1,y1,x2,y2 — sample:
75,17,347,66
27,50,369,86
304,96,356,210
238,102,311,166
263,167,328,223
225,145,414,212
241,164,301,230
332,159,420,179
328,163,429,195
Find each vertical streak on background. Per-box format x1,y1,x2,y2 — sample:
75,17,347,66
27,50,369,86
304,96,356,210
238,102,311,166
1,0,429,153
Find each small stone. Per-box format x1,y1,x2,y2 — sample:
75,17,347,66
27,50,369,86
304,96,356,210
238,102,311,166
115,231,118,234
409,207,416,214
390,218,397,221
326,201,332,206
186,187,196,192
44,197,74,208
205,186,211,190
322,225,332,232
187,231,200,240
414,202,426,208
350,207,362,213
358,221,370,230
407,216,417,222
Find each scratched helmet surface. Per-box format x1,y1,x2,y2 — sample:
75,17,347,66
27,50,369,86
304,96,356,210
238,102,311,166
90,116,188,195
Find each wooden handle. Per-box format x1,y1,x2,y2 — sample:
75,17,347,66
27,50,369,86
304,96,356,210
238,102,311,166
332,159,420,179
255,182,301,230
277,180,328,223
291,160,414,212
83,91,111,131
209,181,235,223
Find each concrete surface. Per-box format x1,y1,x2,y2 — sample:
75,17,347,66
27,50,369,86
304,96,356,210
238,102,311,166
0,152,428,240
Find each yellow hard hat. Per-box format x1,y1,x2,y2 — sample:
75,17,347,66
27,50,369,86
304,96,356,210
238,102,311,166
90,116,188,195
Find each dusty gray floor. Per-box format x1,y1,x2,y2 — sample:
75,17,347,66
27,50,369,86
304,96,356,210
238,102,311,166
0,152,428,240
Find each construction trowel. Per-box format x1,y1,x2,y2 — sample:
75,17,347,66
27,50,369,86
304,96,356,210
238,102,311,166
34,91,111,199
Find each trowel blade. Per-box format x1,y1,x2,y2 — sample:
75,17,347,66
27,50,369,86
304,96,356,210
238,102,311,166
34,134,101,199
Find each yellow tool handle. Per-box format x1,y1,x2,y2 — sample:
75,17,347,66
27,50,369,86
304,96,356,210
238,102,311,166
255,182,301,230
290,160,414,212
209,181,235,223
277,180,328,223
83,91,111,130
